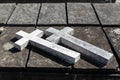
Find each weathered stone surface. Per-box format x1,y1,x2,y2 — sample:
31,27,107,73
8,4,40,24
104,27,120,63
94,3,120,25
45,27,113,67
38,3,66,24
36,27,118,69
0,27,34,67
67,3,99,25
0,4,15,24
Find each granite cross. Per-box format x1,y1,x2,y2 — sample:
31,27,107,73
45,27,113,66
14,29,80,64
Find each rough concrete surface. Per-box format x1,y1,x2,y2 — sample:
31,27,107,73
8,4,40,24
0,27,34,67
67,3,99,25
94,3,120,25
38,3,66,24
0,4,15,24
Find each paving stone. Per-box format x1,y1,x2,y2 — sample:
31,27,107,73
8,4,40,24
37,3,66,24
94,3,120,26
67,3,99,25
0,4,15,24
104,27,120,63
36,27,117,69
0,27,35,67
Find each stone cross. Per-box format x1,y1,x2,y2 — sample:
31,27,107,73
14,29,80,64
45,27,113,66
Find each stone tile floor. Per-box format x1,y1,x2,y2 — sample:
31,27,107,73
0,3,119,68
0,2,120,80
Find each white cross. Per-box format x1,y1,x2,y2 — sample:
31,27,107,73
14,29,80,64
45,27,113,66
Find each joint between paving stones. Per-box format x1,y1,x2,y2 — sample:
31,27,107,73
65,2,69,25
35,3,42,28
5,4,17,25
91,4,119,67
25,45,32,68
91,3,102,27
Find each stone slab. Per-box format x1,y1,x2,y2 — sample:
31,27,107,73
8,4,40,24
0,4,15,24
104,27,120,63
67,3,99,25
94,3,120,26
37,3,66,24
36,27,118,69
0,27,35,67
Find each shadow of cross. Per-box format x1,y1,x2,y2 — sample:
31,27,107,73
45,27,113,67
14,29,80,64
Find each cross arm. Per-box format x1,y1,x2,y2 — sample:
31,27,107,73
15,38,29,50
45,27,59,36
16,30,29,39
30,29,44,38
60,27,74,35
15,29,44,51
45,27,74,37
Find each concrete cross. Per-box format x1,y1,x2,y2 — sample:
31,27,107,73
14,29,80,64
45,27,113,66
